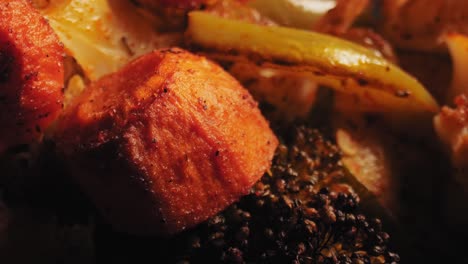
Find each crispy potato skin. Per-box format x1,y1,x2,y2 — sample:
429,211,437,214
55,48,278,235
0,0,64,153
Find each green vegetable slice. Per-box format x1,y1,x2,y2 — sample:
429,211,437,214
186,11,439,115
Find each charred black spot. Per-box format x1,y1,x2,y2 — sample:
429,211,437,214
357,78,369,86
198,97,208,110
24,71,38,81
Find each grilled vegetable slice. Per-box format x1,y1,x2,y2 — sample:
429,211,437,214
186,11,439,116
54,48,278,235
0,0,64,154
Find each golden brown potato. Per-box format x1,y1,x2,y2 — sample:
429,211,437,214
54,48,278,235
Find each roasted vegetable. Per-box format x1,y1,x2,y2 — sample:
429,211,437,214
54,48,278,235
0,0,64,154
335,126,398,215
186,11,439,117
36,0,183,81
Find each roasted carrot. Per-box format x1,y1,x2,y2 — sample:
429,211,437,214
0,0,64,154
55,48,278,235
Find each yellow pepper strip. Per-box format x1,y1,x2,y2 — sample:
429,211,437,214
445,33,468,104
186,11,439,115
